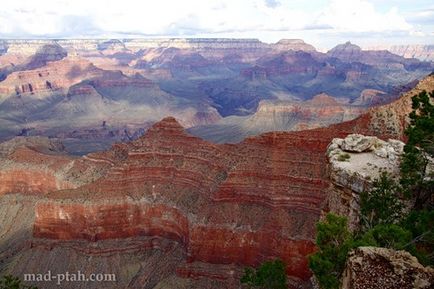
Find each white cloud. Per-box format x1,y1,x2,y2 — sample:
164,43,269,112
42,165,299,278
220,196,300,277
314,0,412,33
0,0,427,45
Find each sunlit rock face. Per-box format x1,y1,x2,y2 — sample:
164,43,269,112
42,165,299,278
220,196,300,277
0,116,359,288
325,134,404,230
31,117,328,285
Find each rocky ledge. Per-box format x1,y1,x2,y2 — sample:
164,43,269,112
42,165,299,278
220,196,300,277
341,247,434,289
326,134,405,229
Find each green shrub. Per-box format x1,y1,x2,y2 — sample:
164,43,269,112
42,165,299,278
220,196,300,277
357,224,413,250
401,210,434,266
0,275,38,289
240,259,287,289
308,213,353,289
359,172,404,232
337,153,351,162
400,90,434,210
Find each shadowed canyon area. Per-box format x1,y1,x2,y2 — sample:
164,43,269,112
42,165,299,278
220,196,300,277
0,39,433,153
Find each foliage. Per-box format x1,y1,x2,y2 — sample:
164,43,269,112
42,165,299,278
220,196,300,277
357,224,413,250
359,172,404,232
0,275,38,289
401,209,434,266
240,259,287,289
337,153,351,162
400,90,434,209
308,213,353,289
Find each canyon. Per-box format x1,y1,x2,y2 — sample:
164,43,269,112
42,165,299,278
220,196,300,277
0,74,432,288
0,38,432,154
0,36,433,288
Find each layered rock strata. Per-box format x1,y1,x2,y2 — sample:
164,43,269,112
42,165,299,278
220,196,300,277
1,74,434,288
0,136,114,196
31,117,330,285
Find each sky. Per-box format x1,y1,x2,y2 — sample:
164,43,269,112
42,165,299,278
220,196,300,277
0,0,433,50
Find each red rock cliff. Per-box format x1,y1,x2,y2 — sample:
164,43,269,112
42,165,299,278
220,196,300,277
33,117,343,283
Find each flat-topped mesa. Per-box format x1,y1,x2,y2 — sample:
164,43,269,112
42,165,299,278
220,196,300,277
327,41,362,59
97,39,127,52
2,38,320,56
124,38,269,51
0,57,101,96
273,39,317,52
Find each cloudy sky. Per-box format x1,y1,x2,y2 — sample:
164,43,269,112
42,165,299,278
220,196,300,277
0,0,433,49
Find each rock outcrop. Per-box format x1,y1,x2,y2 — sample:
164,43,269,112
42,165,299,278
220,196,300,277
341,247,434,289
363,74,434,140
0,57,101,95
0,136,114,196
326,134,404,229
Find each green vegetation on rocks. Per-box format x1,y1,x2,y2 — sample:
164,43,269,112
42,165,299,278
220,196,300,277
308,214,353,289
240,259,287,289
0,275,38,289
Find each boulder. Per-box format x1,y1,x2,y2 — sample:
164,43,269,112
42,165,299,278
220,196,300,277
340,134,378,152
341,247,434,289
